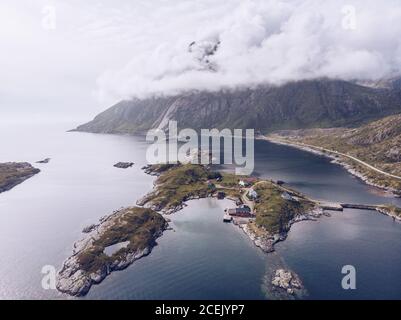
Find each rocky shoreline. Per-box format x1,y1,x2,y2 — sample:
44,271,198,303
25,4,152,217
0,162,40,194
56,207,167,296
261,136,401,197
376,206,401,222
235,207,324,253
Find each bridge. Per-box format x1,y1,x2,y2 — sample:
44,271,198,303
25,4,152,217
316,200,381,212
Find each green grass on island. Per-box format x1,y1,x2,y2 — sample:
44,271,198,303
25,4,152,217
77,207,166,273
252,181,314,234
141,163,316,234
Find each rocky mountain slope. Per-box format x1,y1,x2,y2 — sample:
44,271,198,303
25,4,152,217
75,79,401,134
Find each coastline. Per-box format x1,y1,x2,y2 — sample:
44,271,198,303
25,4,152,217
259,135,401,198
234,206,324,254
0,162,40,194
56,207,167,297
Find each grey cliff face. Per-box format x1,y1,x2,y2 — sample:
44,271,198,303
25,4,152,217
75,79,401,134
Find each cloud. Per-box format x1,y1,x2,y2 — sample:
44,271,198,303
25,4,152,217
94,0,401,101
1,0,401,116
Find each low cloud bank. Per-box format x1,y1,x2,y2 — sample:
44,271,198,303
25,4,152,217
96,0,401,101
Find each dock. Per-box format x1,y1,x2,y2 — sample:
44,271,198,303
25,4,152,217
317,200,381,212
318,201,344,211
340,203,378,211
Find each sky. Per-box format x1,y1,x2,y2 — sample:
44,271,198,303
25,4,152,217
1,0,401,121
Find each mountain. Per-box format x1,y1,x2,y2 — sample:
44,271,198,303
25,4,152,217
75,79,401,135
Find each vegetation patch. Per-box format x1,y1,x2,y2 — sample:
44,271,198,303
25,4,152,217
253,181,314,234
77,207,166,273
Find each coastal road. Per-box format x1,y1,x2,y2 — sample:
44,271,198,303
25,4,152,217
266,136,401,182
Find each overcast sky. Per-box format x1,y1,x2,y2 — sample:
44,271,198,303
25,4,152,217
1,0,401,121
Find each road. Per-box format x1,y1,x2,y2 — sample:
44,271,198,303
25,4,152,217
266,136,401,181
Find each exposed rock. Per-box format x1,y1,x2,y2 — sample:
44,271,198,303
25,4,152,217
271,269,303,295
82,224,97,234
114,162,134,169
36,158,51,164
57,207,167,296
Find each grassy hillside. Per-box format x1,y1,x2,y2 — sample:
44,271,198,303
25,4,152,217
270,114,401,191
253,181,314,234
139,163,316,233
77,207,166,273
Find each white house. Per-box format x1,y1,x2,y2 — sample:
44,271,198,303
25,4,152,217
248,189,258,200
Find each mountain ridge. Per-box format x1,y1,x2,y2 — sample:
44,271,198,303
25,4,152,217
75,78,401,134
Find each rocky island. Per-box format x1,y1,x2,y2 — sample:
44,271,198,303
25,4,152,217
268,269,305,299
114,162,134,169
56,207,167,296
138,163,322,253
0,162,40,194
58,161,401,297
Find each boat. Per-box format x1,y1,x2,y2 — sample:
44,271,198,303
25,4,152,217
223,213,233,222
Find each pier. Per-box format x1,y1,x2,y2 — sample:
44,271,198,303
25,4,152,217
317,200,382,212
341,203,379,211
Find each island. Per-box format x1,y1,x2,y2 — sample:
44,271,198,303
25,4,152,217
0,162,40,194
58,162,401,297
56,207,167,296
137,163,322,253
36,158,51,164
114,162,134,169
270,269,304,297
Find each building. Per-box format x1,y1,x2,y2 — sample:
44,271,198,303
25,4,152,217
227,206,254,217
238,177,257,187
247,189,258,200
217,192,226,200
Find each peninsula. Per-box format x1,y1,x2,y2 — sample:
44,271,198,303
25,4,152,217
0,162,40,194
56,207,167,296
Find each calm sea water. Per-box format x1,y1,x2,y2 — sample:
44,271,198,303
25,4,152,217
0,121,400,299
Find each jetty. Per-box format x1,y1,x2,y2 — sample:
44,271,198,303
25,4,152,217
317,200,384,212
340,203,378,211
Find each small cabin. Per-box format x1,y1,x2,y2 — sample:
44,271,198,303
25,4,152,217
217,192,226,200
227,206,253,217
238,180,246,187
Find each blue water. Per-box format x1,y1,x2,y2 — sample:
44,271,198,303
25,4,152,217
0,121,400,299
